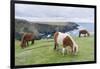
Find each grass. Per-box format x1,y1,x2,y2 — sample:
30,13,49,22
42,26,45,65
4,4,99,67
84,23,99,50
15,36,94,66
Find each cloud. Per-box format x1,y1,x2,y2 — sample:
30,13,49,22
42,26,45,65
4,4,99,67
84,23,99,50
15,3,94,23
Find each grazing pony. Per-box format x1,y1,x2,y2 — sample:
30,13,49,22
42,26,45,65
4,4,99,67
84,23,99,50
79,29,90,37
54,32,78,56
20,33,35,48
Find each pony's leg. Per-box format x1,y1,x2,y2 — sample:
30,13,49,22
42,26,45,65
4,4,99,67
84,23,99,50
31,39,34,45
84,34,86,37
88,33,90,36
86,33,87,37
87,33,89,37
86,34,88,37
26,41,29,46
79,33,81,37
56,44,59,50
54,43,59,50
54,43,57,50
62,47,65,56
85,34,86,37
23,40,27,47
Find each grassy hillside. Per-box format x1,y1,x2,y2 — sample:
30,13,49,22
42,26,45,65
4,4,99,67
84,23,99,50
15,36,94,65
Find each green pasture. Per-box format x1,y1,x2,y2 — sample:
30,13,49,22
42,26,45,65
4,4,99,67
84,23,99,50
15,36,94,66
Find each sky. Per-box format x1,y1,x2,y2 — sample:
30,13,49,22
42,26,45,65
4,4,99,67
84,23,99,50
15,3,94,23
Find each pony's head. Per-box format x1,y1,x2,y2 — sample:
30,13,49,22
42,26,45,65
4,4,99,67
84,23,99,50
20,35,26,48
73,43,78,55
67,34,78,55
21,39,26,48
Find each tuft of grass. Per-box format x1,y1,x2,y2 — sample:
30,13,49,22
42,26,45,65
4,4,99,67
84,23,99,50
15,36,94,65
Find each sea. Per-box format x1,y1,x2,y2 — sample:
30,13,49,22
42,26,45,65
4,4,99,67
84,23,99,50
67,22,94,36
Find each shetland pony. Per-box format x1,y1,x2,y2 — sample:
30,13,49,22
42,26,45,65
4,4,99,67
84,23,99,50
20,33,34,48
54,32,78,56
79,29,90,37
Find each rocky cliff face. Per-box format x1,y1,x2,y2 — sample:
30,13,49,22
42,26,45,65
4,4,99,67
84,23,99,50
15,19,79,40
15,19,79,33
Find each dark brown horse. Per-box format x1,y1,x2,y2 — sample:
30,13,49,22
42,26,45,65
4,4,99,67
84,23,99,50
79,29,90,37
20,33,35,48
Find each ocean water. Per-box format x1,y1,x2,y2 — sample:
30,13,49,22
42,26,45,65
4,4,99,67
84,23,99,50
68,22,94,36
77,23,94,32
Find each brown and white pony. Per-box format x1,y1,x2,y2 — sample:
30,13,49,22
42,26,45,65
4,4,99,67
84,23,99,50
20,33,34,48
79,29,90,37
54,32,78,56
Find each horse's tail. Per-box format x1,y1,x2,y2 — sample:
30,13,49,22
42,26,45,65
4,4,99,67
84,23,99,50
66,34,78,54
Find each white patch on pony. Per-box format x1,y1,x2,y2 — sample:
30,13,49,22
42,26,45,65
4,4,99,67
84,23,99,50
57,32,69,45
